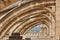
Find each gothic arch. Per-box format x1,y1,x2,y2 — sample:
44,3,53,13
0,0,55,39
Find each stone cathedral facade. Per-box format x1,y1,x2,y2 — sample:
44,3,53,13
0,0,60,40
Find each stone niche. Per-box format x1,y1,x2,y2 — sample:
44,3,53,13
25,38,31,40
9,33,23,40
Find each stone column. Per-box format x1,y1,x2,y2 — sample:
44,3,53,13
49,13,56,37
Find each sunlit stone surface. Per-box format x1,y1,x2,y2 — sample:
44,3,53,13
0,0,59,40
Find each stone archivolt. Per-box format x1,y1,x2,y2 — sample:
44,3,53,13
0,0,56,40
